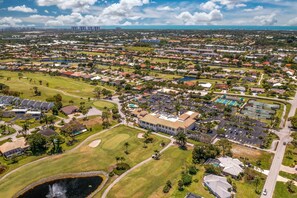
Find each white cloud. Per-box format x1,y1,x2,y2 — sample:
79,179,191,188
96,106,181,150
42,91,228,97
287,17,297,26
23,15,54,23
200,1,219,11
254,14,278,25
212,0,248,10
244,5,263,12
44,10,49,13
176,9,223,25
156,6,175,11
8,5,37,13
0,17,22,27
36,0,97,12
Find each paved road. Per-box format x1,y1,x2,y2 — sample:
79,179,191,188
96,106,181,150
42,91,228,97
258,73,264,86
103,96,127,124
261,91,297,198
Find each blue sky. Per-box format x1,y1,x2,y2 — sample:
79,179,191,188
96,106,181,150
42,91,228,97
0,0,296,27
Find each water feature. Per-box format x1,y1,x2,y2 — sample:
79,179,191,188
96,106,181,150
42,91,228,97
19,176,103,198
178,76,197,82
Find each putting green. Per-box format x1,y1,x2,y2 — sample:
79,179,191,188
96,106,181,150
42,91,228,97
101,134,130,150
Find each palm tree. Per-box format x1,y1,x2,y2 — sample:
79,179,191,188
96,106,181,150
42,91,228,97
21,122,29,136
154,149,161,160
124,142,130,154
254,176,261,193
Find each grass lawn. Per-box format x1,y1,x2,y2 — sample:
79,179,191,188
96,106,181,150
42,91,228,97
279,171,297,181
107,145,267,198
106,146,214,198
274,182,297,198
0,71,114,106
282,144,297,167
0,125,169,198
231,143,274,170
126,46,154,52
93,100,116,111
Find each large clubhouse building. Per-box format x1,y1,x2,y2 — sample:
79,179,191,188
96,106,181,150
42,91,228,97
139,111,199,135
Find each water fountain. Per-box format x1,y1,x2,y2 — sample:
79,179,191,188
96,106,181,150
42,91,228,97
46,183,67,198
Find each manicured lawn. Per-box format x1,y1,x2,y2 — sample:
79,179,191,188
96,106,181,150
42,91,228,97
126,46,154,52
93,100,116,111
231,143,274,170
0,71,114,106
283,144,297,167
274,182,297,198
106,146,213,198
107,145,266,198
0,125,169,198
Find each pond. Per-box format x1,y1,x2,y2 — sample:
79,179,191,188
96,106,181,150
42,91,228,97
18,176,103,198
178,76,196,82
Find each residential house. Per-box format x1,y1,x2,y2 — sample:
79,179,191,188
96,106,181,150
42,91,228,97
0,137,29,158
218,156,244,177
60,105,79,115
204,174,232,198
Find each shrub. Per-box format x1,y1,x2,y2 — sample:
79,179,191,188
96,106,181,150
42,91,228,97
182,173,192,186
189,165,198,175
163,185,170,193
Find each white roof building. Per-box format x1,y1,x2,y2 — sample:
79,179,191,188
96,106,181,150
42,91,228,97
218,156,244,177
204,174,232,198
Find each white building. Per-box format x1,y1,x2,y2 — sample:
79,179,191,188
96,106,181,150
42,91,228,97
218,157,244,177
204,174,232,198
139,111,199,135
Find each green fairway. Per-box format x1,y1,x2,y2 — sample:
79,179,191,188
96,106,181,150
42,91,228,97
0,125,169,198
0,71,114,106
106,146,210,198
93,100,117,111
126,46,154,52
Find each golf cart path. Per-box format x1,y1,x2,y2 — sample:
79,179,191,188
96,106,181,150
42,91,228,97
101,139,174,198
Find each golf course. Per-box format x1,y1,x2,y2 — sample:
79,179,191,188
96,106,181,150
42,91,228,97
0,125,169,197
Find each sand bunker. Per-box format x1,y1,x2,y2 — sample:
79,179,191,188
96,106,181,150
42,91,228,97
137,133,144,139
89,139,101,148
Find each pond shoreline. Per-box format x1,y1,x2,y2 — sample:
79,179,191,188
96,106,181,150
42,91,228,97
13,171,109,198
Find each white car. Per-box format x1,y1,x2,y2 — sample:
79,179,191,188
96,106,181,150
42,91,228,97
263,189,267,196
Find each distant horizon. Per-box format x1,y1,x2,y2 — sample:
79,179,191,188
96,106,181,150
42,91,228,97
3,25,297,31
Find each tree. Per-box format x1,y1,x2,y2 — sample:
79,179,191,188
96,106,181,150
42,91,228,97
115,156,120,164
286,180,295,193
192,144,220,164
93,87,102,99
21,122,29,136
175,132,187,149
26,133,47,155
254,176,261,193
218,139,232,156
178,180,184,191
124,142,130,154
154,149,161,160
48,135,64,154
290,116,297,129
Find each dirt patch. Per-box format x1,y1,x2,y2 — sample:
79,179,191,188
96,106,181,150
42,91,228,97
89,139,101,148
81,117,102,128
137,133,144,139
231,143,261,159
